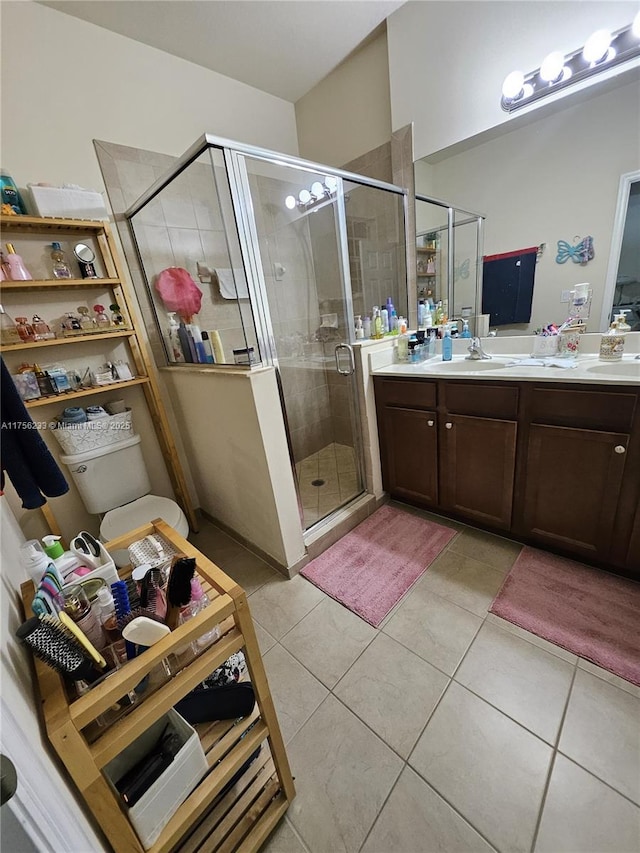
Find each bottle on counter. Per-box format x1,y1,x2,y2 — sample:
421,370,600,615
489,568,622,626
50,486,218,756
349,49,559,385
97,586,121,645
4,243,32,280
363,316,371,339
442,327,453,361
50,242,73,279
354,315,364,340
0,304,21,344
461,319,471,339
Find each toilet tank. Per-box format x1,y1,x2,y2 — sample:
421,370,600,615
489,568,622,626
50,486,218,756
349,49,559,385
59,435,151,515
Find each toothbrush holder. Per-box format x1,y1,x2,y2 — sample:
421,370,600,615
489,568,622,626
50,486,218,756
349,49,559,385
531,335,560,358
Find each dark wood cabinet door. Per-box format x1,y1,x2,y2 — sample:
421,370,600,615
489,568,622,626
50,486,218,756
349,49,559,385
440,414,517,529
522,424,629,559
379,406,438,505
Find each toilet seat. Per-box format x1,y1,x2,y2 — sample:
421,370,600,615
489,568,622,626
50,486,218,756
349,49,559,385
100,495,189,565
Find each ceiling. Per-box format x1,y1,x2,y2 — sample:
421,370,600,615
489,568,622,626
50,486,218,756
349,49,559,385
40,1,405,102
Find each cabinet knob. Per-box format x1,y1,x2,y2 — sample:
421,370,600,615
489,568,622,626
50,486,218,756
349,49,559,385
427,419,434,427
445,422,453,430
614,445,626,454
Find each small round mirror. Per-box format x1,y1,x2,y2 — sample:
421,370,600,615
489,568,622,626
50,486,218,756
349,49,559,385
74,243,96,263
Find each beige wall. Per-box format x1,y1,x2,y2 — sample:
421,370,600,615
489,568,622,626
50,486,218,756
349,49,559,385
387,1,637,161
1,3,298,192
295,28,392,167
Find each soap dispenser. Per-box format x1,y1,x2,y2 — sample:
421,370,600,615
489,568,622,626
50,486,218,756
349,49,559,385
615,310,631,334
599,318,625,362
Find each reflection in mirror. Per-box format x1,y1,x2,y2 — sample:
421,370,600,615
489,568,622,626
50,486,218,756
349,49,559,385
605,173,640,331
414,80,639,335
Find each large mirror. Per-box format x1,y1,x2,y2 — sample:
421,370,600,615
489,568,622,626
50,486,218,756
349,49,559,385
414,78,639,335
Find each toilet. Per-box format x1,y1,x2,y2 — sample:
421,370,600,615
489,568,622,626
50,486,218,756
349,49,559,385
60,434,189,566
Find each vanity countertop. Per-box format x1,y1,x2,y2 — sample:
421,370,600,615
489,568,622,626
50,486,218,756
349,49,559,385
368,333,640,386
371,354,640,385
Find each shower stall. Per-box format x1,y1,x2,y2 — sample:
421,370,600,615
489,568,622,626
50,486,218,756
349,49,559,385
125,135,409,535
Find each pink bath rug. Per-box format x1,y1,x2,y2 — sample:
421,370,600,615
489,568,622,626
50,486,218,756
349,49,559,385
490,546,640,686
301,505,456,627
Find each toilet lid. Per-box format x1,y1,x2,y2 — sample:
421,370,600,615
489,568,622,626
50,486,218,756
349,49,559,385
100,495,184,541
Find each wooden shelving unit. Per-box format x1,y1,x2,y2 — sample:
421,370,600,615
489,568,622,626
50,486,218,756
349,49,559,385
20,519,295,853
0,214,198,533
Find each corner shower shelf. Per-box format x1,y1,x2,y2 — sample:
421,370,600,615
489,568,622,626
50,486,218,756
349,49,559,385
0,213,198,532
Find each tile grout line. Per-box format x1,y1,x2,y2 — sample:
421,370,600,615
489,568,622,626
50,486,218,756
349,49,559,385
528,660,579,853
553,751,640,809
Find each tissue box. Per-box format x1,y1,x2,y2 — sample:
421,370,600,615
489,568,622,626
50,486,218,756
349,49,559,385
28,185,108,220
104,710,207,849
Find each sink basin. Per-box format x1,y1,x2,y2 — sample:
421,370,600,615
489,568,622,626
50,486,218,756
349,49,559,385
429,358,510,371
586,361,640,378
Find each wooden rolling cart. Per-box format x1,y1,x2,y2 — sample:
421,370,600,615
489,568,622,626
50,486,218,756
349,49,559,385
20,519,295,852
0,214,197,534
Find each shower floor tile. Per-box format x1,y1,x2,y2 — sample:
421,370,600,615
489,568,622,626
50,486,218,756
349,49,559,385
296,442,361,529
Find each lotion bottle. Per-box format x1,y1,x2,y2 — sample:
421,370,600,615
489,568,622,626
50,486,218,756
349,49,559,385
442,328,453,361
4,243,32,280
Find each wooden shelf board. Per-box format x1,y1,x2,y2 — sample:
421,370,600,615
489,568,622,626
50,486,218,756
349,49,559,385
1,214,107,232
0,277,120,290
24,376,149,407
1,329,134,351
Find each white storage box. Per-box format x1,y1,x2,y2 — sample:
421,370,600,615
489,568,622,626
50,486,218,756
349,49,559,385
104,709,207,850
52,409,133,454
62,540,119,590
28,185,109,220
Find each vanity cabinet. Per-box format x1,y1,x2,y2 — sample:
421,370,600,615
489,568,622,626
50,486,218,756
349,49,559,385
374,378,518,528
373,376,640,575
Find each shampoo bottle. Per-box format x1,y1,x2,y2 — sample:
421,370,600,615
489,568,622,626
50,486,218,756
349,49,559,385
166,313,184,363
4,243,32,280
442,328,453,361
200,331,215,363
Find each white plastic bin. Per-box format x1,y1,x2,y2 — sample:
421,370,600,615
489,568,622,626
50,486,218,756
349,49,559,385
104,709,207,849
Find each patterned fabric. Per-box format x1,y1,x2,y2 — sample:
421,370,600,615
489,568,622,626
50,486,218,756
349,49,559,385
201,651,246,689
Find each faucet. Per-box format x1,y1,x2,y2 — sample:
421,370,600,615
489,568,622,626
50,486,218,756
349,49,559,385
466,336,492,360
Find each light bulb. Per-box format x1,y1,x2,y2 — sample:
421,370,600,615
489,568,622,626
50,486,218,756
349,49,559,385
540,51,566,82
285,195,296,210
502,70,525,99
633,11,640,38
583,30,612,64
311,181,325,199
325,176,338,193
298,189,311,204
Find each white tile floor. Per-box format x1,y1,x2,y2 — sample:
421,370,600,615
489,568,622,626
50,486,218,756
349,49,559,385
190,508,640,853
296,443,361,528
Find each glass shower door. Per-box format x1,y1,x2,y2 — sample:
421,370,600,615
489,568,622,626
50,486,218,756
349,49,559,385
230,154,366,530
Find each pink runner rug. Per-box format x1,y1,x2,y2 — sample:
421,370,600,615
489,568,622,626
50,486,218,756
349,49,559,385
490,546,640,686
301,505,456,627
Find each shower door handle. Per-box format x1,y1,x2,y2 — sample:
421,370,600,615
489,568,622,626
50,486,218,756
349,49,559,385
335,343,355,376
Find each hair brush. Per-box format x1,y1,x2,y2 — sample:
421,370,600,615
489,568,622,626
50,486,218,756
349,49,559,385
166,557,196,630
16,615,102,683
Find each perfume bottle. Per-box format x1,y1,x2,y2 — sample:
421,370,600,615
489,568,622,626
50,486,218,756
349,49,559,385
109,303,125,326
93,304,110,328
4,243,32,281
31,314,55,341
62,312,82,333
77,306,95,330
50,242,73,279
14,316,36,343
0,304,21,344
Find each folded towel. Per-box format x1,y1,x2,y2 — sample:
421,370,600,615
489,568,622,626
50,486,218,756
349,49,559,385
215,269,249,300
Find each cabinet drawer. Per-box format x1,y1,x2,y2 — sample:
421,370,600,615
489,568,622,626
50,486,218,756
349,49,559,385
530,387,637,432
374,377,437,410
442,382,518,420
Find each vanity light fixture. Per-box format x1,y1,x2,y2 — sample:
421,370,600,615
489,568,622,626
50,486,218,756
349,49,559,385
501,17,640,112
284,177,339,211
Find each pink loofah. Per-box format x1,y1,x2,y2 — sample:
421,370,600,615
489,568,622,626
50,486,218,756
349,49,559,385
155,267,202,322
